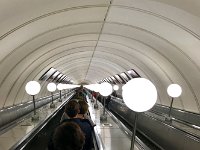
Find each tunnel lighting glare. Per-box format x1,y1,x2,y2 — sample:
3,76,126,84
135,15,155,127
62,84,67,89
99,82,113,96
63,84,72,89
122,78,157,112
65,84,74,89
62,84,80,89
167,84,182,98
93,84,100,92
47,83,56,92
113,85,119,91
57,83,63,91
70,84,80,89
84,84,100,92
74,84,81,88
25,81,41,95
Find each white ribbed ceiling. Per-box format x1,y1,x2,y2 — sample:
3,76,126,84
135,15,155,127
0,0,200,113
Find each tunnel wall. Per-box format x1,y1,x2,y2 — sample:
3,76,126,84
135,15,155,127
0,92,67,130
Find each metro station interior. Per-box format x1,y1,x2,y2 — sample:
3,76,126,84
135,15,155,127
0,0,200,150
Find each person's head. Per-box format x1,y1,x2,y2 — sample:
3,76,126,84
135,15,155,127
53,122,85,150
78,100,88,114
65,100,80,118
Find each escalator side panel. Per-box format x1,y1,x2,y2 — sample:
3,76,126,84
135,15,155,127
108,100,200,150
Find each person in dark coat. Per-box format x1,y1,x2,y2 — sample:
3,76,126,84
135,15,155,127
62,100,93,150
52,122,85,150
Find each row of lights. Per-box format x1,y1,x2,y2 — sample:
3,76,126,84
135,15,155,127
84,80,181,113
25,81,80,120
25,81,80,96
25,79,182,115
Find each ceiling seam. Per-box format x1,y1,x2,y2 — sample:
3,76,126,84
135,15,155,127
84,0,113,82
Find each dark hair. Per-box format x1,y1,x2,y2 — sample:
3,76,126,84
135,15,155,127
53,122,85,150
64,100,80,118
78,100,88,114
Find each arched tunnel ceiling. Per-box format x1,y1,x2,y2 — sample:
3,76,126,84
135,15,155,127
0,0,200,113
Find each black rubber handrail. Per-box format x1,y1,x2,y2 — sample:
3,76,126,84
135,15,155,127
10,92,74,150
11,92,103,150
112,96,200,130
111,97,200,141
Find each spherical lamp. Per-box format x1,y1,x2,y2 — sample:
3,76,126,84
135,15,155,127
99,82,113,96
47,83,57,108
167,84,182,118
167,84,182,98
25,81,41,120
122,78,157,150
47,83,57,92
113,85,119,91
57,83,63,102
99,82,113,122
25,81,41,96
122,78,157,112
57,83,63,91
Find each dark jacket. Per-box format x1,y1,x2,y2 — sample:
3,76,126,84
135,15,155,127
63,118,93,150
48,118,93,150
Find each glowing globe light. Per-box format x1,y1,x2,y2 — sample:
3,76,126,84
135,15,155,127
167,84,182,98
25,81,41,95
84,84,100,92
99,82,113,96
113,85,119,91
122,78,157,112
47,83,57,92
57,83,63,91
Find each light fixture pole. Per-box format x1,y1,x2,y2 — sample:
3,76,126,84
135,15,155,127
32,95,36,115
113,84,119,97
167,84,182,119
168,97,174,118
130,113,138,150
62,84,68,98
47,82,57,108
57,83,63,102
99,82,113,122
122,78,157,150
25,81,41,121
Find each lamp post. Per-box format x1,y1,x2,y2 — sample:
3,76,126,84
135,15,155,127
167,84,182,119
47,82,57,108
122,78,157,150
57,83,63,102
25,81,41,121
113,84,119,97
62,84,69,98
99,82,113,122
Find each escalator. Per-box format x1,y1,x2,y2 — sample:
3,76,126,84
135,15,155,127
107,97,200,150
10,95,101,150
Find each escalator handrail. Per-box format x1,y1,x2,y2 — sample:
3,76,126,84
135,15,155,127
10,92,75,150
110,97,200,140
149,109,200,130
85,93,105,150
111,96,200,131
